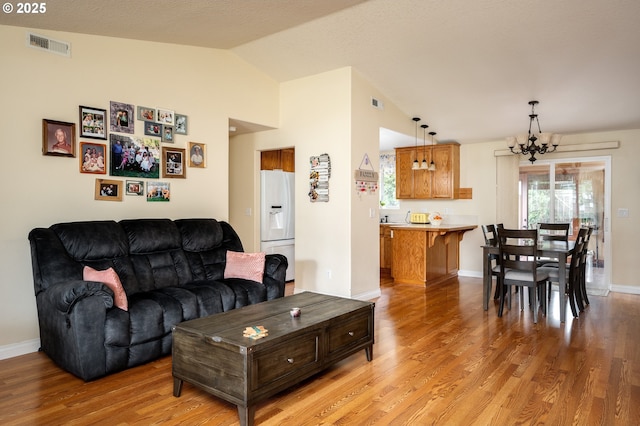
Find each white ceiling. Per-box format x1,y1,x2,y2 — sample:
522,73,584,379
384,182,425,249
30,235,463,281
3,0,640,150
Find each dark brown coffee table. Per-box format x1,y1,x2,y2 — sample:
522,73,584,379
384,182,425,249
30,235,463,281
172,292,374,426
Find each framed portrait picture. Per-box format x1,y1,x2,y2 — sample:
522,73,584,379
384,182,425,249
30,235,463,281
162,125,174,143
109,101,134,134
162,147,186,178
110,134,160,178
79,142,106,174
175,114,188,135
144,121,162,137
147,181,170,202
188,142,206,168
157,108,174,125
137,106,156,122
79,106,107,140
94,179,123,201
125,180,144,196
42,119,76,157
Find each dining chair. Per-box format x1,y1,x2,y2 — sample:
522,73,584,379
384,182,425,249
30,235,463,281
496,228,550,324
482,223,504,299
539,227,588,318
576,226,594,308
537,223,570,265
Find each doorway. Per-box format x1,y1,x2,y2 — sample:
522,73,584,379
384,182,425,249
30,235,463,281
518,156,610,294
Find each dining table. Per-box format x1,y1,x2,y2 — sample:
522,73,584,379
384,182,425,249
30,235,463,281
482,240,576,323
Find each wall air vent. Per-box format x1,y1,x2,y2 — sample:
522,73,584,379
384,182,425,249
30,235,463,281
27,32,71,57
371,97,384,110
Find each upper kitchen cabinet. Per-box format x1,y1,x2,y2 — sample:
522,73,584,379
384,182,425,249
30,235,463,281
261,148,295,172
395,143,471,200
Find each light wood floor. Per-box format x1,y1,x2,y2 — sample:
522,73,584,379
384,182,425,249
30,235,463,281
1,276,639,425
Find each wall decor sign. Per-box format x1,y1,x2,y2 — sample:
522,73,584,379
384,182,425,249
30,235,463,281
137,106,156,122
188,142,205,168
109,101,134,134
94,178,122,201
79,106,107,140
79,142,106,174
42,119,76,157
309,153,331,202
110,134,160,178
175,114,188,135
162,147,186,178
354,153,379,195
147,181,170,202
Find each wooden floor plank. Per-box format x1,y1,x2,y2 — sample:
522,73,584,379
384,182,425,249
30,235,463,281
1,277,639,425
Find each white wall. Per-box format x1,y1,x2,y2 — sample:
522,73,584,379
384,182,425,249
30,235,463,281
0,24,279,353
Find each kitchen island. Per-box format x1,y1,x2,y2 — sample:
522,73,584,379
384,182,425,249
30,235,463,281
388,223,477,286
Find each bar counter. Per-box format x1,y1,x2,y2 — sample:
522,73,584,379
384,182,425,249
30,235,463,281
387,223,477,286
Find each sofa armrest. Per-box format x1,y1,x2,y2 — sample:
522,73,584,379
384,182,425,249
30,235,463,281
263,254,288,299
40,280,114,313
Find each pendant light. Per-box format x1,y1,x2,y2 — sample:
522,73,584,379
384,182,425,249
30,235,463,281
411,117,421,170
428,132,437,171
420,124,429,169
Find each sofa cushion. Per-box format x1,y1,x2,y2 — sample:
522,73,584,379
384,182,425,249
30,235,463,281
52,221,128,260
224,251,265,283
83,266,128,311
175,218,223,251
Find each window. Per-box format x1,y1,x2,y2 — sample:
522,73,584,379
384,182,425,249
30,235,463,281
379,153,399,208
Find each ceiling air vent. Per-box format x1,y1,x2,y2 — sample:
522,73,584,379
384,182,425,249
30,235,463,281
27,32,71,57
371,97,384,110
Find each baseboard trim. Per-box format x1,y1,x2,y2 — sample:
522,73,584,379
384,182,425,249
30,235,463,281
610,284,640,295
352,289,382,301
0,339,40,360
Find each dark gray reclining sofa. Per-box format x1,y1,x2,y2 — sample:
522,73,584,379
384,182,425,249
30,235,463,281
28,218,288,381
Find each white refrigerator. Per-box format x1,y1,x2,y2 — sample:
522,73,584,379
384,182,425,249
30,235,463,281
260,170,295,281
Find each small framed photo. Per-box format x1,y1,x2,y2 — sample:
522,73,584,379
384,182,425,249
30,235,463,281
137,106,156,122
162,125,174,143
79,106,107,140
175,114,188,135
79,142,106,174
94,179,122,201
144,121,162,137
43,119,76,157
188,142,206,168
157,108,174,125
162,147,186,178
147,181,170,202
110,101,134,134
126,180,144,196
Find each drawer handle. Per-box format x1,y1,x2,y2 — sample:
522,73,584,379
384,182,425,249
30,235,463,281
287,358,294,364
348,331,354,337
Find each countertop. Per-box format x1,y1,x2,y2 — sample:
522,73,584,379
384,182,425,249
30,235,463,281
382,223,477,232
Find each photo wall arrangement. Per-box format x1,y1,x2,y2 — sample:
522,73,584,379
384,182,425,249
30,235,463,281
42,101,207,202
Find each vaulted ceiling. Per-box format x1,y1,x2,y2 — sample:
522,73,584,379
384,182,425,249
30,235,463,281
3,0,640,148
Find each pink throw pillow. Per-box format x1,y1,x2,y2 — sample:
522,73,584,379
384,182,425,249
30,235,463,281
224,251,266,283
83,266,128,311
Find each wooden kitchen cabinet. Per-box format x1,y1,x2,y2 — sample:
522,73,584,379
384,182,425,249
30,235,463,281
395,143,468,199
261,148,295,172
379,225,393,273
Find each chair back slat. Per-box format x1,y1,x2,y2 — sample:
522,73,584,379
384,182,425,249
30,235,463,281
538,223,570,241
497,228,538,274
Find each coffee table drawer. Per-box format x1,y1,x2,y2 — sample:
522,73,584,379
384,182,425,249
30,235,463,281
252,332,320,389
327,312,372,356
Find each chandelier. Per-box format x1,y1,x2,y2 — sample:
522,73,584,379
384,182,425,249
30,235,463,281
506,100,561,163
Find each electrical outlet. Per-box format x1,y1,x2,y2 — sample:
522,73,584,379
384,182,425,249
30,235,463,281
245,208,252,216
